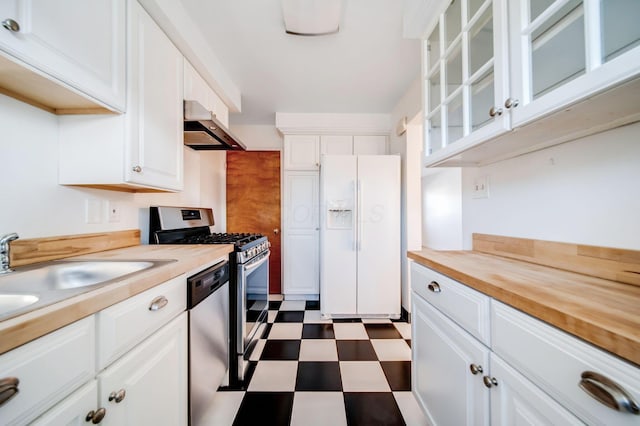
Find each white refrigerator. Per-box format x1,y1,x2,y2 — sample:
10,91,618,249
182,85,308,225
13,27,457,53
320,155,401,317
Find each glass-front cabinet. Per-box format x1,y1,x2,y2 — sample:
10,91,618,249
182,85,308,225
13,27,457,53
423,0,640,167
424,0,510,164
508,0,640,127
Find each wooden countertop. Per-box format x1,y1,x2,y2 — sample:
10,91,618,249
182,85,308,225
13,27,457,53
0,244,234,355
408,248,640,366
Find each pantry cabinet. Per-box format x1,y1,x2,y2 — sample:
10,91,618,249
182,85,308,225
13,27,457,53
58,0,184,192
282,171,320,297
0,0,126,112
423,0,640,167
284,135,321,170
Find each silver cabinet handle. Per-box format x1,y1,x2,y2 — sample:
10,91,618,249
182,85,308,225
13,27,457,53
483,376,498,388
108,389,126,403
132,165,142,173
427,281,441,293
0,377,19,406
489,106,503,117
86,408,106,424
579,371,640,414
504,98,519,109
148,295,168,311
2,19,20,32
470,364,483,375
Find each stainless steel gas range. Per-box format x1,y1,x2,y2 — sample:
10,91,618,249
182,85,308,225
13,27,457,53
149,206,269,389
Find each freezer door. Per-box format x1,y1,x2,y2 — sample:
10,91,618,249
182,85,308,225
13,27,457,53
320,155,358,315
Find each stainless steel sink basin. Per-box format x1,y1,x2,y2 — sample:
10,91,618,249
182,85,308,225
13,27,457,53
0,294,39,317
0,259,175,321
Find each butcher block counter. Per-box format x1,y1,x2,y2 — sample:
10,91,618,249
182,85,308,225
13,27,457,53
408,234,640,366
0,243,234,355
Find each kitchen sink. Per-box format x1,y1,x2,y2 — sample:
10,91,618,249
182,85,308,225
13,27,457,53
0,259,175,321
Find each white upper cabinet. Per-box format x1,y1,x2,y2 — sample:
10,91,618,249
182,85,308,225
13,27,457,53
0,0,126,112
59,0,184,193
184,60,229,128
425,0,510,161
320,135,353,155
353,135,388,155
284,135,320,170
423,0,640,167
508,0,640,127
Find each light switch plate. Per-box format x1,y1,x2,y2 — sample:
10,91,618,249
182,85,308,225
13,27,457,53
85,199,101,224
108,201,121,223
473,176,489,199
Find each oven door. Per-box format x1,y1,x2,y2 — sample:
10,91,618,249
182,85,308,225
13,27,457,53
237,250,269,354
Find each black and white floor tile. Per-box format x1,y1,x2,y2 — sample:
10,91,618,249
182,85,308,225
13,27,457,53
210,295,427,425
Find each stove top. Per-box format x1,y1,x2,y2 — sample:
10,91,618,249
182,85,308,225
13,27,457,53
186,233,265,245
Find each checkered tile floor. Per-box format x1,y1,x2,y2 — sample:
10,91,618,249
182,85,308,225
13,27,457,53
205,296,428,426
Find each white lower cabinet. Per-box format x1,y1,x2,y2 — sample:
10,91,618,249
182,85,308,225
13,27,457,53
489,354,581,426
412,294,489,426
0,317,95,426
97,313,188,426
31,381,99,426
2,277,189,425
411,261,638,425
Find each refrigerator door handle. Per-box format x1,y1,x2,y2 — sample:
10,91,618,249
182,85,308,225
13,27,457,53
357,179,362,251
353,179,358,251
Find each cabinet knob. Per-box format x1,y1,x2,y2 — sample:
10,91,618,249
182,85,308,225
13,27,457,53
483,376,498,388
1,19,20,32
86,408,106,424
132,165,142,173
108,388,126,403
0,377,19,407
488,106,503,117
427,281,441,293
579,371,640,414
504,98,519,109
469,364,483,375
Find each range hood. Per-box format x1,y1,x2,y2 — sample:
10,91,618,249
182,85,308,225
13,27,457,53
183,100,246,150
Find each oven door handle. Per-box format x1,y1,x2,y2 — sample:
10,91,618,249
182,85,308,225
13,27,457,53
242,251,270,272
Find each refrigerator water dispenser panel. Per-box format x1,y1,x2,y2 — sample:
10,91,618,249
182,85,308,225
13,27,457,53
327,200,353,229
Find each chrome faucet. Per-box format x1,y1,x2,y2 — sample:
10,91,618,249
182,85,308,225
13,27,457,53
0,233,19,274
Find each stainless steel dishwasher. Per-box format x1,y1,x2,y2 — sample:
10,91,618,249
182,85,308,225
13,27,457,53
187,260,229,425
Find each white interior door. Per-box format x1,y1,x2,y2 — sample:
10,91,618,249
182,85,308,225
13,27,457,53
357,156,401,315
320,155,357,315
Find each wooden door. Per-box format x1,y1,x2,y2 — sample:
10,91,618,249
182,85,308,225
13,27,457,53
227,151,281,294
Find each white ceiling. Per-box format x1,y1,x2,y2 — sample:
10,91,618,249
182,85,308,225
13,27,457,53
181,0,421,125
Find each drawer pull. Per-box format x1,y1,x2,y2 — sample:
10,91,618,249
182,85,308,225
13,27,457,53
148,296,168,311
0,377,19,406
85,408,106,424
579,371,640,414
469,364,483,375
483,376,498,388
427,281,441,293
108,388,126,403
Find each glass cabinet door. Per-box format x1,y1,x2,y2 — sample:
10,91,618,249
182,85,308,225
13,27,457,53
509,0,640,126
423,0,510,163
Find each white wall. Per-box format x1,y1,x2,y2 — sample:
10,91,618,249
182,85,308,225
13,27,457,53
461,122,640,250
422,168,463,250
0,94,227,241
230,124,283,151
389,76,422,314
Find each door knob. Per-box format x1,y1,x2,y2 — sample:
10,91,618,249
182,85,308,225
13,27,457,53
273,228,280,235
2,19,20,32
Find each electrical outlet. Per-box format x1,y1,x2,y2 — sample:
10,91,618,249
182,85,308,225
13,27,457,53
472,176,489,199
85,199,101,224
108,201,121,223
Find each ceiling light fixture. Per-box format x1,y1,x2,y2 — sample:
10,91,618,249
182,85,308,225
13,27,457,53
281,0,343,36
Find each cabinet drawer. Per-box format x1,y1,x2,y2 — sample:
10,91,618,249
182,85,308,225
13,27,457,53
410,261,490,345
96,274,186,370
31,380,98,426
492,300,640,426
0,316,95,426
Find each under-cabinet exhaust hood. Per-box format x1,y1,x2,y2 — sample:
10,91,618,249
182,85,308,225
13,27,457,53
183,100,246,151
